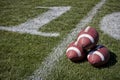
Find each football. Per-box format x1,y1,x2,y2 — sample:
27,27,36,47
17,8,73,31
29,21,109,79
66,42,86,62
87,45,110,67
76,26,99,50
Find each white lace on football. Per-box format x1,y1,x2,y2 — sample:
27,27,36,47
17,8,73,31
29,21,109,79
66,47,81,57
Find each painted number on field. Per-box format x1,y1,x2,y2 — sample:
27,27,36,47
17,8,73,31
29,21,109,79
100,12,120,40
0,6,71,37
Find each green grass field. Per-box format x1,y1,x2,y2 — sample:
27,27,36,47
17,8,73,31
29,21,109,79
0,0,120,80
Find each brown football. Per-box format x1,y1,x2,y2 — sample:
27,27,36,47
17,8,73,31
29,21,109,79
87,45,110,67
66,42,86,62
76,26,99,50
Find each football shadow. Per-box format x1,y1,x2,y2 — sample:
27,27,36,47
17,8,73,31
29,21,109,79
96,51,117,69
71,59,87,64
70,56,88,64
70,51,117,68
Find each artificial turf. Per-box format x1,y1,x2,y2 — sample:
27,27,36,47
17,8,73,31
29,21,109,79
46,0,120,80
1,0,120,80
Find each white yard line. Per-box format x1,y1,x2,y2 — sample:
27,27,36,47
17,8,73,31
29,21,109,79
0,6,71,37
28,0,106,80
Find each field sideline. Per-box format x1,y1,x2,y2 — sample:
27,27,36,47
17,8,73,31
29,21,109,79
0,0,120,80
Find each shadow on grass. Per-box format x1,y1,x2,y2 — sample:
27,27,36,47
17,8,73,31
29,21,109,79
71,59,87,64
70,56,88,64
68,51,117,68
98,51,117,69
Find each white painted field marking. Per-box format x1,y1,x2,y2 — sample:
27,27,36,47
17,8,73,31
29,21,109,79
100,12,120,40
0,6,71,37
28,0,106,80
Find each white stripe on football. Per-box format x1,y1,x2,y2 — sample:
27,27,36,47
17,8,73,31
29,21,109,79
77,34,94,43
66,47,81,57
93,51,105,61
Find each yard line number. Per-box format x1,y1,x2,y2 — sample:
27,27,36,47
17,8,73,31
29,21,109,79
0,6,71,37
100,12,120,40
